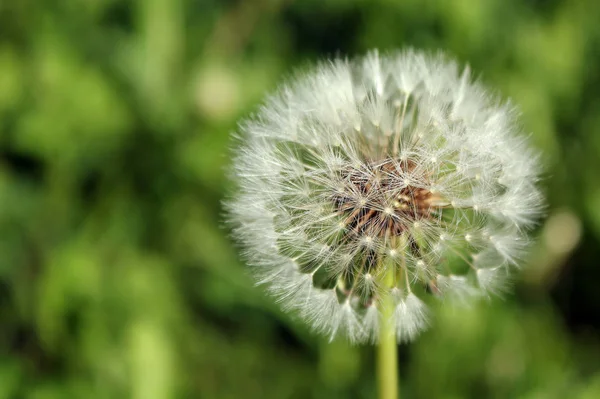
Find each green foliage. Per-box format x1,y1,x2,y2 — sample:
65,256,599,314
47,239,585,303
1,0,599,398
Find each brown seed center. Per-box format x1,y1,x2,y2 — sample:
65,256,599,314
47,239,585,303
333,158,437,238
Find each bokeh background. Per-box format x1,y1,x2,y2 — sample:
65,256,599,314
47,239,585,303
1,0,600,398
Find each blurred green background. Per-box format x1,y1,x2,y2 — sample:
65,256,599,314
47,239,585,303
1,0,600,398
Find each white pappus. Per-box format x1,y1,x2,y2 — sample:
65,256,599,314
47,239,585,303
226,49,543,344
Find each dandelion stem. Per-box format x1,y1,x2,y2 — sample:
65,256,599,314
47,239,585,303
377,259,398,399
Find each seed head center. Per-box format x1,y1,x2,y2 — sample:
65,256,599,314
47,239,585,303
334,158,438,238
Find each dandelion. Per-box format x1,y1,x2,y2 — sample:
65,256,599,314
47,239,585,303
227,50,542,385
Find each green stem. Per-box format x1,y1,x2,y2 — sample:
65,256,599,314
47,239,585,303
377,263,398,399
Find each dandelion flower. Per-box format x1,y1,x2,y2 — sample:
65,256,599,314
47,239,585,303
227,49,543,344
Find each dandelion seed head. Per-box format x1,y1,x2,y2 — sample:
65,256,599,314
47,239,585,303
227,49,543,343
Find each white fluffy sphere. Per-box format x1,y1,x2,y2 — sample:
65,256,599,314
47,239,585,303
227,50,543,343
